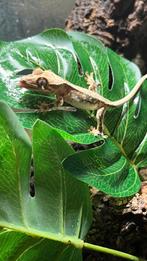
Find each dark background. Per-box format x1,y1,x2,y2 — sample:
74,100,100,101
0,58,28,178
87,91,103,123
0,0,75,41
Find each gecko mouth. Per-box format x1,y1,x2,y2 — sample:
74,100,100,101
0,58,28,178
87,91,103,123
19,80,51,93
19,80,37,89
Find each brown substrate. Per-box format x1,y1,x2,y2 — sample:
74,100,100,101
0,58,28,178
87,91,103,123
83,182,147,260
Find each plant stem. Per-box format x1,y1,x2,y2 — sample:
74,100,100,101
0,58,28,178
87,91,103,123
83,242,145,261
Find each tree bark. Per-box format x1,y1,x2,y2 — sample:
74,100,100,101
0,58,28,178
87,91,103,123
65,0,147,72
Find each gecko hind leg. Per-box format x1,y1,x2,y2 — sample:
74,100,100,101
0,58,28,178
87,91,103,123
85,72,101,92
36,101,53,112
90,107,107,137
55,96,64,107
35,95,64,113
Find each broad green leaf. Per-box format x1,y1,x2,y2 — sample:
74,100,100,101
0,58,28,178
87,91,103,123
68,31,147,156
0,101,92,260
0,102,32,224
16,109,103,145
32,120,91,239
0,230,40,260
0,28,101,144
63,139,141,197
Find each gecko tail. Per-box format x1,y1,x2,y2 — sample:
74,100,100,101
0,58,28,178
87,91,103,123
111,74,147,107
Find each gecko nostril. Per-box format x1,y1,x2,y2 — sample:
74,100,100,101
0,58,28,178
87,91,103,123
36,77,48,89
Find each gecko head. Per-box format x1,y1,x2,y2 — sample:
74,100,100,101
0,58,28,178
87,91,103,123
19,68,57,92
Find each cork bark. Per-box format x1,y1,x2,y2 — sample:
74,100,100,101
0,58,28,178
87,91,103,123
66,0,147,72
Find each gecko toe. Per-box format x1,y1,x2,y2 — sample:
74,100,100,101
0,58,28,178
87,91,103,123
89,127,108,138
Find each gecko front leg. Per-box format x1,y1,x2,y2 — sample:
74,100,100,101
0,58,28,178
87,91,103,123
37,95,64,112
85,72,101,92
23,95,74,113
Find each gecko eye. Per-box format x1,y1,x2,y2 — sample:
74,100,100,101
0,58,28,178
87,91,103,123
36,77,48,90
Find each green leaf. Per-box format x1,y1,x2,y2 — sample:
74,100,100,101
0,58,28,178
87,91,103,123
0,101,32,224
0,102,92,260
32,120,91,239
0,28,101,144
0,230,39,260
63,139,141,197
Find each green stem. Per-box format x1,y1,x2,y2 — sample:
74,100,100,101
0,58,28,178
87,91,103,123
83,242,145,261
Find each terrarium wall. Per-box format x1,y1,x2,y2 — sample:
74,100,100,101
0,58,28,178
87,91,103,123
0,0,75,41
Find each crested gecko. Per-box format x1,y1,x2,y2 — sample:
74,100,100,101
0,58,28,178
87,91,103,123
19,68,147,136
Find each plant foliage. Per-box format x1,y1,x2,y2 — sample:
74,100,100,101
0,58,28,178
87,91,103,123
0,28,146,196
